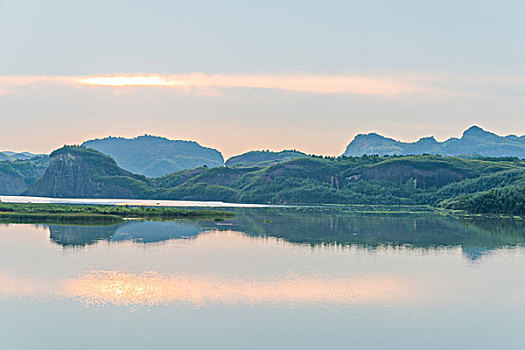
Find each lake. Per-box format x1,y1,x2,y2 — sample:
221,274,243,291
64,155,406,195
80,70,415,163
1,208,524,349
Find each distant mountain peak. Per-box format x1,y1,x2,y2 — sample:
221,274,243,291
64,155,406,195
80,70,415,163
226,149,307,167
355,132,388,140
416,136,438,144
82,135,224,178
462,125,490,137
0,151,45,161
343,126,525,158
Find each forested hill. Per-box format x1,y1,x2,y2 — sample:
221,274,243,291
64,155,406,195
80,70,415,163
343,126,525,158
21,146,525,216
82,135,224,178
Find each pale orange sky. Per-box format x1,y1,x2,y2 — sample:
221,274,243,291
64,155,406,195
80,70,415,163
1,1,524,157
0,74,522,158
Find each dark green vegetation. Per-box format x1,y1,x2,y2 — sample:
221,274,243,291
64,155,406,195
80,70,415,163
0,155,50,195
225,150,307,167
0,212,123,225
154,154,525,217
343,125,525,158
0,202,235,224
82,135,224,177
442,186,525,216
21,145,525,216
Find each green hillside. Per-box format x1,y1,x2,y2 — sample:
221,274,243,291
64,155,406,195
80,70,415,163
157,154,525,213
21,146,525,216
0,156,50,195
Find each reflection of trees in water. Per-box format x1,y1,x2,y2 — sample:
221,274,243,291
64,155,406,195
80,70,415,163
45,209,525,261
226,209,525,261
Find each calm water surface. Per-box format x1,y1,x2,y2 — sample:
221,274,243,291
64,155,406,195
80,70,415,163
1,209,524,349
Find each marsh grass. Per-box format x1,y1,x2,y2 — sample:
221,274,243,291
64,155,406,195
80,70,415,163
0,202,235,224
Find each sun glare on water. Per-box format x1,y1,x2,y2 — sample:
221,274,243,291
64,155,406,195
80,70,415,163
63,270,410,308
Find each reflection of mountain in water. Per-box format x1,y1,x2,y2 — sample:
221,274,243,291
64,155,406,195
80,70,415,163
49,224,125,246
111,221,203,243
48,221,205,246
46,209,525,261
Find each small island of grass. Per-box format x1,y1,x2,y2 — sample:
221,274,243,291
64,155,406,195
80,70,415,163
0,202,235,224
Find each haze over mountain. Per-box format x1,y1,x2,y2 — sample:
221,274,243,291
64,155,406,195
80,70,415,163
82,135,224,178
0,151,45,161
343,126,525,158
226,150,307,167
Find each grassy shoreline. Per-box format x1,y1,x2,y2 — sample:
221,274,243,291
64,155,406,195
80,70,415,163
0,202,521,226
0,202,235,224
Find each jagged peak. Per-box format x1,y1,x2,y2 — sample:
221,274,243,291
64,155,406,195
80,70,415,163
353,132,392,141
462,125,492,137
343,125,525,158
416,136,438,143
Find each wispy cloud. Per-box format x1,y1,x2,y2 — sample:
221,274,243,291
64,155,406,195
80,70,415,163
0,76,72,95
1,73,521,98
0,73,425,97
75,73,421,96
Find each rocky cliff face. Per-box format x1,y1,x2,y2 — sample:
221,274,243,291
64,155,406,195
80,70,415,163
24,146,151,198
0,171,29,195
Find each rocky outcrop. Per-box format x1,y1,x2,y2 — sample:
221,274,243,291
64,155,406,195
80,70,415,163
24,146,151,198
0,171,29,195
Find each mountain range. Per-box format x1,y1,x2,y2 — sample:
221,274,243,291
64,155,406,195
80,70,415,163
1,126,525,216
343,126,525,158
20,145,525,216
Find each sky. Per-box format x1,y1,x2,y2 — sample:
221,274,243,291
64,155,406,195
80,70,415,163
0,0,524,158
